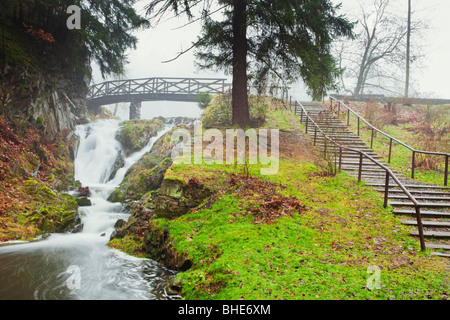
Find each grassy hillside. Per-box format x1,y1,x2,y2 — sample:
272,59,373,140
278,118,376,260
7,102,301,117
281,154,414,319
109,96,449,300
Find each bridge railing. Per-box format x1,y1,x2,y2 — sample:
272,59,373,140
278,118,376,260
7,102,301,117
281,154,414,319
328,96,449,186
87,77,232,100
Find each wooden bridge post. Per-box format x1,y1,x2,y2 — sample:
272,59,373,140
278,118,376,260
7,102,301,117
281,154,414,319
130,98,142,120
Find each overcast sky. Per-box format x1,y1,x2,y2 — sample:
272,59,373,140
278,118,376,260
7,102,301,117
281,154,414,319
92,0,450,100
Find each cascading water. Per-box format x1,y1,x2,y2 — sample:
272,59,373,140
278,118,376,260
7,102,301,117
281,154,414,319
0,117,175,300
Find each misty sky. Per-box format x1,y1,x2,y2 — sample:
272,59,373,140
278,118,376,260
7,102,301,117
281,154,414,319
92,0,450,100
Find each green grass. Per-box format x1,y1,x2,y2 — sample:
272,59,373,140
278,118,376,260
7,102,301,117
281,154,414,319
154,160,449,300
151,101,448,299
110,100,449,300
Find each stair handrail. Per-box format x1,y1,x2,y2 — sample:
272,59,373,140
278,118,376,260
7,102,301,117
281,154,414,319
289,97,426,251
328,96,449,186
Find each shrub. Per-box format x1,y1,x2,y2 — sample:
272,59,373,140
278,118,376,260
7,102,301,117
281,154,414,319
197,92,212,109
201,93,268,128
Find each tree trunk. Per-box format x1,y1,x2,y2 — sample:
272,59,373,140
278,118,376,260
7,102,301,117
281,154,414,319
231,0,250,127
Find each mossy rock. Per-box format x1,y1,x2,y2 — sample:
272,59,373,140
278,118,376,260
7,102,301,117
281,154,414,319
76,196,92,206
116,118,165,156
154,177,211,219
142,221,192,271
107,125,191,203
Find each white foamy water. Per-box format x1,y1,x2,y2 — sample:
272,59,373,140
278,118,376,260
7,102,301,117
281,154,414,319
0,116,175,300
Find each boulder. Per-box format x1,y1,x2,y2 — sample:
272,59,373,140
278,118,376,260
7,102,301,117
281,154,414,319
76,196,91,206
154,177,211,219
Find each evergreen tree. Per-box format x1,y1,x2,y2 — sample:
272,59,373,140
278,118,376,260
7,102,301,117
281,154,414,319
147,0,354,126
1,0,149,78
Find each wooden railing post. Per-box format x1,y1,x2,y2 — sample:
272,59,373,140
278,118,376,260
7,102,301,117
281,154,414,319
314,126,317,146
357,117,360,136
411,151,416,179
370,128,374,149
384,171,390,208
388,138,393,163
445,155,449,186
415,206,426,251
358,153,363,182
338,147,342,172
305,115,309,133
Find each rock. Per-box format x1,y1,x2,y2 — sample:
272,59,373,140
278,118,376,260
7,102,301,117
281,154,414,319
115,118,165,156
114,219,126,229
154,178,211,219
70,222,83,233
76,196,92,206
108,150,125,181
77,186,90,197
142,221,192,271
107,129,179,203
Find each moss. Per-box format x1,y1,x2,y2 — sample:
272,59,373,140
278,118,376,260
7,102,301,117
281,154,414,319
108,235,147,258
116,118,165,156
107,126,188,203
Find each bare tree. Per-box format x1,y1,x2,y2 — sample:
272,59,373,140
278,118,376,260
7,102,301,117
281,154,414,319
334,0,424,96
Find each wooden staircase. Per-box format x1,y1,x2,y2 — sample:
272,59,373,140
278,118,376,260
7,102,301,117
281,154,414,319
295,101,450,258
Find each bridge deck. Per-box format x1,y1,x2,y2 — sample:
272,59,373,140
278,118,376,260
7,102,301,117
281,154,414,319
86,77,231,110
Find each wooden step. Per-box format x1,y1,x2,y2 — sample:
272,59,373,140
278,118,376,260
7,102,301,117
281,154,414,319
393,209,450,218
411,230,450,239
430,252,450,258
389,201,450,208
376,189,450,195
388,195,450,201
366,183,450,189
401,220,450,228
426,243,450,250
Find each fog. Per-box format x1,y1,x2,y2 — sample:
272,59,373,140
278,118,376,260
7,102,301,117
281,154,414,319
91,0,450,100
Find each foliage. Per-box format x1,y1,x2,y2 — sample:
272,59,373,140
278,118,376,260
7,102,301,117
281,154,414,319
1,0,149,78
201,93,272,128
23,23,55,43
191,0,354,99
197,92,213,109
0,115,80,241
146,0,354,126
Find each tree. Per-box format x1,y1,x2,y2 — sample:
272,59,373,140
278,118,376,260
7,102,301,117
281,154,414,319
1,0,149,78
146,0,354,126
335,0,424,96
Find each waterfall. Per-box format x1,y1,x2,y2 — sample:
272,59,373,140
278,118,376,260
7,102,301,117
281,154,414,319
73,119,170,238
0,117,175,300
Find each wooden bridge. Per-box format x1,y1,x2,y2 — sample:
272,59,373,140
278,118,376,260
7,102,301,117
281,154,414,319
86,77,231,119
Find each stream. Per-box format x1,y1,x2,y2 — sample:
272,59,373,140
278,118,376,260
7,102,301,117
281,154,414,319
0,101,202,300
